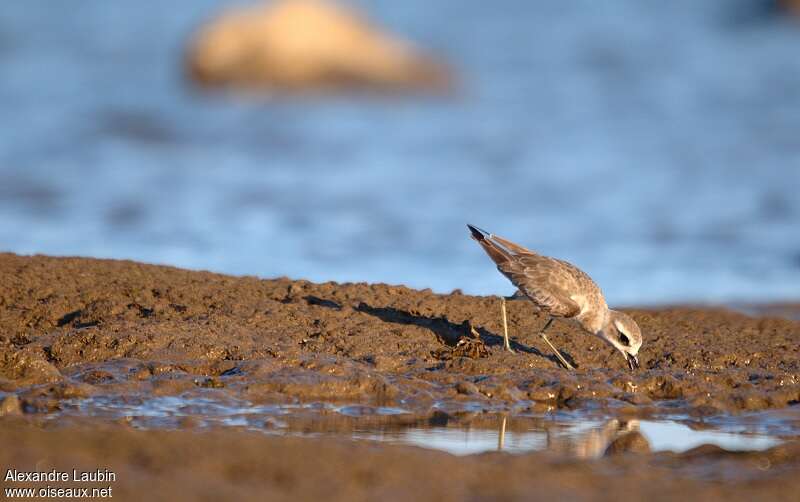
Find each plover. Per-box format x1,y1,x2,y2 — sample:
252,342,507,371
467,224,642,370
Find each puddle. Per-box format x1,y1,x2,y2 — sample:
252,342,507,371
48,394,798,458
354,418,784,456
57,395,411,430
638,421,780,453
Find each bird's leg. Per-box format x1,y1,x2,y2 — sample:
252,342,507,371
539,317,575,370
497,415,507,451
500,296,514,353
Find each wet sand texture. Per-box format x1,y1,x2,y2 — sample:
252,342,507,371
1,253,800,500
1,253,798,415
2,422,800,502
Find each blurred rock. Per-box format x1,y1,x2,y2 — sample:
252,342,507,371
778,0,800,17
604,431,651,456
186,0,453,93
454,380,479,395
0,394,22,416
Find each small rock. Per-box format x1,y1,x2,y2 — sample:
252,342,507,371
452,338,489,359
371,355,399,372
186,0,453,93
455,381,479,395
0,378,17,392
732,391,769,411
58,383,97,399
557,384,577,404
178,416,200,429
619,392,653,405
778,0,800,17
12,350,63,385
196,377,225,389
645,374,683,400
604,431,651,456
428,410,452,426
527,385,558,402
680,444,729,459
81,370,115,384
767,387,800,407
0,395,22,416
496,384,525,402
372,378,400,401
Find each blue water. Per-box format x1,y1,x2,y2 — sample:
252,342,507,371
1,0,799,304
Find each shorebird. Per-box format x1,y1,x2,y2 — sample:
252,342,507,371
467,224,642,371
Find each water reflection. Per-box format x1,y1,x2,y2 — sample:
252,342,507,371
418,415,645,457
48,395,790,457
541,418,644,458
385,416,782,457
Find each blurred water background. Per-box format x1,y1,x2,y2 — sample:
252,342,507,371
1,0,799,305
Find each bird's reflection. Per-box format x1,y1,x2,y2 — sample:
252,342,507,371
497,417,647,458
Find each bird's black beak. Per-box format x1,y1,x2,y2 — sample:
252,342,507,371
626,353,640,370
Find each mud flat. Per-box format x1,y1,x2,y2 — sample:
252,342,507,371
1,420,799,501
1,253,799,500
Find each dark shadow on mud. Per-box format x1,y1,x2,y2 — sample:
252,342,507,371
304,295,342,310
354,302,572,367
474,322,578,368
356,303,466,347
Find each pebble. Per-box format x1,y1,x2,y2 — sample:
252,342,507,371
604,432,651,456
0,394,23,415
455,381,479,395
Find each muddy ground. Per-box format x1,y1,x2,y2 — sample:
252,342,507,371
1,253,799,500
2,419,800,502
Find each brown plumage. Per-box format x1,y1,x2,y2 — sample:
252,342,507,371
467,224,642,370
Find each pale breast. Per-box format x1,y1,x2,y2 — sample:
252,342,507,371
570,291,607,334
558,260,608,333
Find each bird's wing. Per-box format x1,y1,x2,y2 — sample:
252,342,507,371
467,225,584,318
487,233,534,256
498,254,581,318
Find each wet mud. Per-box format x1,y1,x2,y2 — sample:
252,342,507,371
1,253,799,500
2,419,800,501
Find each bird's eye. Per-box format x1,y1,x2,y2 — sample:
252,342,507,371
619,333,630,346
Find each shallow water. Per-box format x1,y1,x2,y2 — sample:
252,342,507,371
50,394,797,457
356,420,783,456
1,1,800,304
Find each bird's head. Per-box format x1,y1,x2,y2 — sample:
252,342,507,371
598,310,642,370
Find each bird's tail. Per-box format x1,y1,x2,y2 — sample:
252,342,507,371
467,224,516,266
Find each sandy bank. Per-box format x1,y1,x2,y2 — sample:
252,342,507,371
2,253,800,500
1,253,798,416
